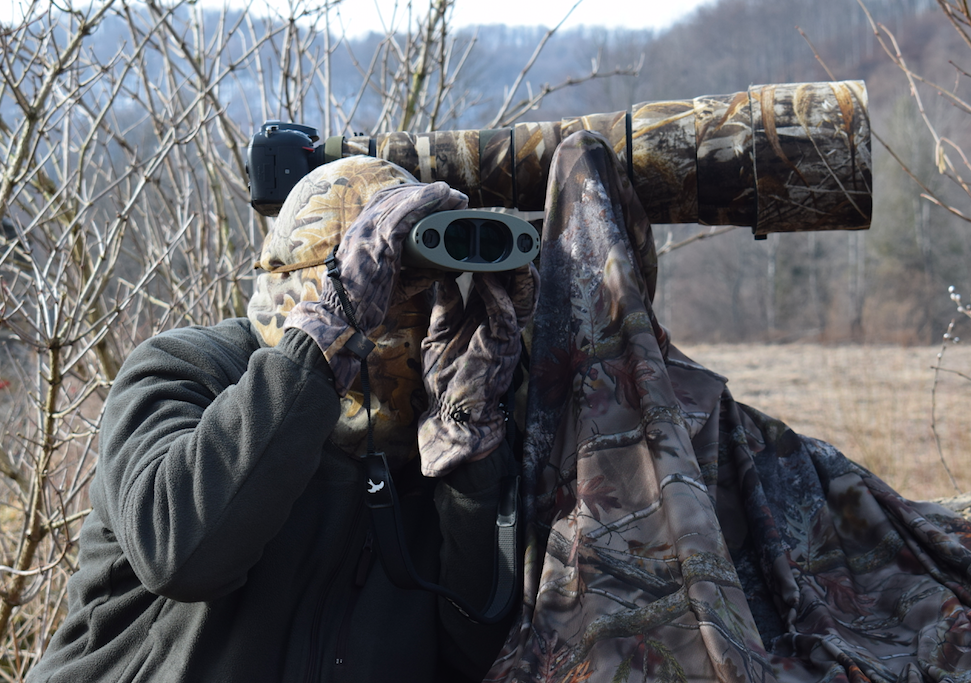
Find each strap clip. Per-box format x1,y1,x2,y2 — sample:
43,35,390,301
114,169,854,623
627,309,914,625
324,250,340,279
345,331,376,360
364,453,395,509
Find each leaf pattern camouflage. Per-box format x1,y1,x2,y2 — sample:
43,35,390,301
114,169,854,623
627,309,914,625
484,131,971,683
338,81,871,235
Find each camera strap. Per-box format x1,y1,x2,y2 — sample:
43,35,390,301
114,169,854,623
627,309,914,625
325,250,520,625
364,453,520,624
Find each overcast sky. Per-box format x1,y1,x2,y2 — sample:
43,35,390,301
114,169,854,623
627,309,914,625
0,0,715,34
332,0,715,37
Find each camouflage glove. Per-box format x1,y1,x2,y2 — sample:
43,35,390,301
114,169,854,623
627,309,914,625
418,265,539,477
284,182,466,394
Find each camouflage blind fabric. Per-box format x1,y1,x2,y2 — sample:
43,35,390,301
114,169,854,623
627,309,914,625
482,131,971,683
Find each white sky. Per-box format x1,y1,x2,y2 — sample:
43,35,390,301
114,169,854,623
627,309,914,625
330,0,714,37
0,0,715,35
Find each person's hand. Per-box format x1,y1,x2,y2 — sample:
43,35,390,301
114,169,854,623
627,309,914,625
284,182,466,394
418,265,539,477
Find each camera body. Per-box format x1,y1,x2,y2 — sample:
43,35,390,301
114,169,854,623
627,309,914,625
246,121,328,217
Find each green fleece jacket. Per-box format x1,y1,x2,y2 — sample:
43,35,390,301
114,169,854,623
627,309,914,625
27,319,514,683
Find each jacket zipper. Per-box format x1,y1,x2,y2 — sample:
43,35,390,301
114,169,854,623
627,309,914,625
304,510,365,683
335,530,374,666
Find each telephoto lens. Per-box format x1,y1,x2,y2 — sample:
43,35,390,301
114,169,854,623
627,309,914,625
248,81,871,237
333,80,871,237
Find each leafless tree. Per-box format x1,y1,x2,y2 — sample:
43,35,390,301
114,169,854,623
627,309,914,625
850,0,971,495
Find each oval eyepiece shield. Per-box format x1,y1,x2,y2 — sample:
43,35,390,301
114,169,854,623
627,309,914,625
403,211,539,273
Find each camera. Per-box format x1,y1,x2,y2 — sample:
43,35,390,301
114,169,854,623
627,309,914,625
246,122,539,272
246,121,330,217
247,80,872,246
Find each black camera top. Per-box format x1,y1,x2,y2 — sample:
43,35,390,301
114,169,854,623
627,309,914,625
246,121,328,216
261,121,319,142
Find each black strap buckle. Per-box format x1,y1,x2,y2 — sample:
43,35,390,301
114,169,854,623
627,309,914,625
345,331,376,360
324,249,340,278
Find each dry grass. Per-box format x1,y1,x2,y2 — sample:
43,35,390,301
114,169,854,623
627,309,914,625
679,342,971,501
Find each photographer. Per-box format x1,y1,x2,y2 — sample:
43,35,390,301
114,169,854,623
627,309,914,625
27,157,535,683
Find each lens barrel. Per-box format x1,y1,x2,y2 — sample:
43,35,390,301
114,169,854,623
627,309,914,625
334,81,871,237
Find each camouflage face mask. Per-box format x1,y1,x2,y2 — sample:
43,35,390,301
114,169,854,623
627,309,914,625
248,156,431,464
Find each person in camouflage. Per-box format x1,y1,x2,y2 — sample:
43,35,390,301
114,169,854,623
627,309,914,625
29,127,971,683
27,156,536,683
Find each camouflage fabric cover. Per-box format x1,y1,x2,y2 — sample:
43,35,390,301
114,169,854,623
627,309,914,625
485,131,971,682
248,157,450,463
343,81,871,236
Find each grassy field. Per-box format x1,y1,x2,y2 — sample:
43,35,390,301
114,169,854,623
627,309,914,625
679,342,971,502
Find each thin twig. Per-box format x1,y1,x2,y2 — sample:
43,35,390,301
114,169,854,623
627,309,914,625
657,225,741,256
930,320,962,493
